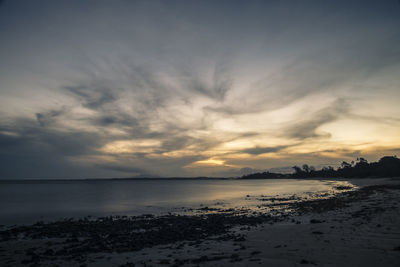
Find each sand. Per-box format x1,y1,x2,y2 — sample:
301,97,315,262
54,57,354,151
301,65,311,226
1,178,399,267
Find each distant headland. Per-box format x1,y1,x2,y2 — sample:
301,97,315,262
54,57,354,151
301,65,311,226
241,156,400,179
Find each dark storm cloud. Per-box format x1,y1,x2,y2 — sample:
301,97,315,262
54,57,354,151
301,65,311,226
241,145,288,155
92,113,141,131
0,120,104,178
96,116,117,125
0,131,26,149
64,85,117,110
35,108,65,127
0,120,99,156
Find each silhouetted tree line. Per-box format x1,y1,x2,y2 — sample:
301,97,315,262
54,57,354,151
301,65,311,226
241,156,400,179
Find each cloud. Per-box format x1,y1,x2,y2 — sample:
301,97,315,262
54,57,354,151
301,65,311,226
64,85,117,110
180,62,233,102
0,0,399,178
35,108,65,127
0,117,105,178
95,163,148,176
282,98,348,140
241,145,288,155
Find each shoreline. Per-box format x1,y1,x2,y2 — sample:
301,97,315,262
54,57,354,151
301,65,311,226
1,176,398,183
0,178,399,266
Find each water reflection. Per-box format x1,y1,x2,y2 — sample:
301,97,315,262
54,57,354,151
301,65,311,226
0,179,355,225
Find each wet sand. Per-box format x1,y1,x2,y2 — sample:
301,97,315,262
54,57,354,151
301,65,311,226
1,178,399,266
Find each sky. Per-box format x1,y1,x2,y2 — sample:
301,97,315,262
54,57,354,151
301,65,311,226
0,0,400,179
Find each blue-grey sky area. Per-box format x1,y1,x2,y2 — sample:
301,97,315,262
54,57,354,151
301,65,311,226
1,0,400,178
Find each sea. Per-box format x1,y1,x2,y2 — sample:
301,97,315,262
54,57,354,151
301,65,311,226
0,178,353,225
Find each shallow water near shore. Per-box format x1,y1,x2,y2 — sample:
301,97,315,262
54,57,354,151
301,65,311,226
0,178,354,225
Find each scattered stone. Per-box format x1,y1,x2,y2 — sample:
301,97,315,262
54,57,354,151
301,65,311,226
312,231,323,235
234,235,246,242
300,258,317,265
230,253,242,262
158,259,170,264
119,262,135,267
2,183,398,266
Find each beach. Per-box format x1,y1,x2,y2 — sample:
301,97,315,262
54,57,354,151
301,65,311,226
2,1,399,266
1,178,399,266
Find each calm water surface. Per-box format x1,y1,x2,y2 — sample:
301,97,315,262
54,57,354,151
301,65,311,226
0,179,353,225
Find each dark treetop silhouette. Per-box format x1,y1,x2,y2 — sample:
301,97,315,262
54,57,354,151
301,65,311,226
241,156,400,179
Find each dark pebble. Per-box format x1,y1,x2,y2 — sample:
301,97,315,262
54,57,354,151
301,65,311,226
312,231,323,235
